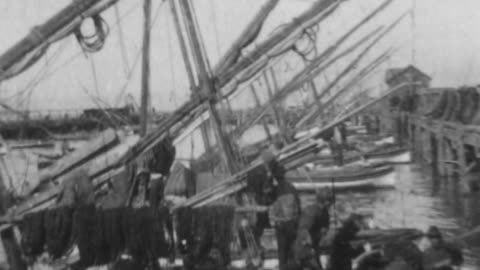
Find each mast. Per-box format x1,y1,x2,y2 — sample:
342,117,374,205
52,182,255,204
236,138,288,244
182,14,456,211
178,0,237,173
140,0,152,136
169,0,213,155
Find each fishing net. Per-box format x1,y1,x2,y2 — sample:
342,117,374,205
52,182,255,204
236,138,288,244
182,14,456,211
389,96,401,108
175,207,194,254
176,205,235,266
102,208,125,261
72,204,96,267
20,203,174,267
123,207,171,261
92,208,110,265
44,207,74,259
19,210,46,257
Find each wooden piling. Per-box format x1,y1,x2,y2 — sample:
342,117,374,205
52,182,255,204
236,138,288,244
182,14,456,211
436,135,446,176
429,132,439,177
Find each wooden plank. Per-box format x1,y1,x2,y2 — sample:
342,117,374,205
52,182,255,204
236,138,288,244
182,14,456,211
88,134,140,179
140,0,152,136
179,0,238,173
38,128,118,183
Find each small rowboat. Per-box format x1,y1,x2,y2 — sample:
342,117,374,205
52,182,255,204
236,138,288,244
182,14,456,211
303,145,411,167
285,163,396,191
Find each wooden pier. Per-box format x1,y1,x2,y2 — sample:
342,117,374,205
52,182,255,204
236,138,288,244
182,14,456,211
372,65,480,192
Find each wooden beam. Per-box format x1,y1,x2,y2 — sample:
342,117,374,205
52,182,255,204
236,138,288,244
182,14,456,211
299,48,393,128
216,0,343,87
178,0,237,173
234,27,382,136
296,10,409,128
169,0,213,154
249,85,273,142
263,72,287,143
214,0,279,73
140,0,152,136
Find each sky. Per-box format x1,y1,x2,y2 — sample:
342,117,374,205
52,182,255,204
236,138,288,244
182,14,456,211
1,0,480,112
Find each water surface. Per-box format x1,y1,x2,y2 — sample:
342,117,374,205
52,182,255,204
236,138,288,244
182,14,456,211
302,164,480,268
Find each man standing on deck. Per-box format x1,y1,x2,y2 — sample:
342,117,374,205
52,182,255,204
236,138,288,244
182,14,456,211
263,154,301,270
421,226,463,270
329,214,366,270
293,188,333,269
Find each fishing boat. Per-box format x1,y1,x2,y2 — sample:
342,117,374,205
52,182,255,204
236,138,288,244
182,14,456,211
289,143,410,170
286,162,396,191
0,0,431,269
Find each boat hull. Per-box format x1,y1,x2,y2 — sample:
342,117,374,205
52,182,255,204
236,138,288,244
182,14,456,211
312,147,411,167
286,164,396,191
361,150,411,165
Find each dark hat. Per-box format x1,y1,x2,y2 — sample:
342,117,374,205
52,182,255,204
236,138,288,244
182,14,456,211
261,150,276,165
315,188,333,203
425,226,442,239
271,163,286,179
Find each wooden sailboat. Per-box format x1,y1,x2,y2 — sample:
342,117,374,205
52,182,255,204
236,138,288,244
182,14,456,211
0,0,426,269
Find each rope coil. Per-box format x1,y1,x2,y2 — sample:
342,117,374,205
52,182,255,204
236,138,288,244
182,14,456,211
74,14,110,53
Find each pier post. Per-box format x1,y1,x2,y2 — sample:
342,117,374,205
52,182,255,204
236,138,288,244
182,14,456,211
436,135,446,176
409,123,416,151
412,125,419,162
417,127,426,163
444,139,459,177
456,139,467,175
430,133,439,177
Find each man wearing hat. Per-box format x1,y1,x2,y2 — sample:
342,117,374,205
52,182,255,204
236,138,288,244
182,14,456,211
329,214,366,270
421,226,463,270
293,188,333,269
262,152,301,270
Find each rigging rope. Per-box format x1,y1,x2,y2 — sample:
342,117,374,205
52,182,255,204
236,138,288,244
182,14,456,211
188,0,214,78
166,5,178,108
114,4,131,76
87,55,100,96
113,0,166,107
411,0,416,65
2,2,142,110
74,14,110,53
209,0,222,60
292,28,318,63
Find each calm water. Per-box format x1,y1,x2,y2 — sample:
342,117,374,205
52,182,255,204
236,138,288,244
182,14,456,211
302,164,480,268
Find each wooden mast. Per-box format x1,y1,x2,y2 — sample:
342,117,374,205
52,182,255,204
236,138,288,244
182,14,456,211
140,0,152,136
169,0,213,154
178,0,237,173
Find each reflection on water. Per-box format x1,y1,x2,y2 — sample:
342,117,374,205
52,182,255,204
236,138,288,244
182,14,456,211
302,164,480,267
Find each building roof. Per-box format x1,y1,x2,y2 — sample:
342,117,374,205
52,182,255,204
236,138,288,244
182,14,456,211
385,65,431,84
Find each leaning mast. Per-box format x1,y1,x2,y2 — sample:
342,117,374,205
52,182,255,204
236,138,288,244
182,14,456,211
140,0,152,136
176,0,238,173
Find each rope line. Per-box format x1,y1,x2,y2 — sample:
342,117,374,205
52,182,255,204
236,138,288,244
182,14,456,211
411,0,416,65
209,0,222,59
166,5,178,108
114,4,131,76
113,0,166,107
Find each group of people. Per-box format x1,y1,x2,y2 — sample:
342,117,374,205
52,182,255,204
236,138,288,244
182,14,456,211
239,150,464,270
243,151,367,270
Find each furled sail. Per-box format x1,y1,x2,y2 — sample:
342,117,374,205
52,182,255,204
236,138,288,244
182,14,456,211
0,0,119,82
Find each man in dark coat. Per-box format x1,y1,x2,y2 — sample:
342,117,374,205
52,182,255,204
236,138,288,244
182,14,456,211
265,158,301,270
293,188,333,269
422,226,463,270
330,214,365,270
